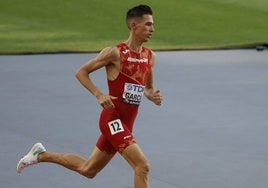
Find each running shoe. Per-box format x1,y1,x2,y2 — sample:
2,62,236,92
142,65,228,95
16,142,46,173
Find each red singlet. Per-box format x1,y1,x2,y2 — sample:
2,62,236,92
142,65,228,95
96,43,153,154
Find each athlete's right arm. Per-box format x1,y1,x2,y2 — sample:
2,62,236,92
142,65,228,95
75,46,119,108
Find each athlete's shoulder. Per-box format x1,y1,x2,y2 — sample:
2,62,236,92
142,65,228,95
142,46,154,56
144,47,155,66
97,46,120,62
101,46,120,56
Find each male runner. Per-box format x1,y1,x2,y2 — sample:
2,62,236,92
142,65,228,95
16,4,162,188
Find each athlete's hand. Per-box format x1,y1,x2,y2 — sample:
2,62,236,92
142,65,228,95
152,90,162,106
97,94,117,109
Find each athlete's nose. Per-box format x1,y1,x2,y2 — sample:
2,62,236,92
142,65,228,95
150,25,155,32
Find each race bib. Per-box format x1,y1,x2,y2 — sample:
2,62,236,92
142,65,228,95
122,83,145,105
108,119,124,135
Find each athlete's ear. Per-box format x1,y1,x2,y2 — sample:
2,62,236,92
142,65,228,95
130,21,137,30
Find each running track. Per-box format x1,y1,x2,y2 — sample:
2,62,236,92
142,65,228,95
1,50,268,188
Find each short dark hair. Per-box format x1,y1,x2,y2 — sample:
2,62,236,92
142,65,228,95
126,5,153,28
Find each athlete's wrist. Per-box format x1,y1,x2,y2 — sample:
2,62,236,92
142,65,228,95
144,89,154,101
95,92,104,99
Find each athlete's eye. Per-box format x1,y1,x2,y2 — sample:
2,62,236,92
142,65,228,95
145,22,154,26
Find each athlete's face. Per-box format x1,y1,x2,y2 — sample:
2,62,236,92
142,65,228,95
133,14,155,42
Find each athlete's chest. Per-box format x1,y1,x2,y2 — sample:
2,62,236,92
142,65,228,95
119,49,152,84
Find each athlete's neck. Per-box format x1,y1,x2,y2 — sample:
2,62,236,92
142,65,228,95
124,38,143,54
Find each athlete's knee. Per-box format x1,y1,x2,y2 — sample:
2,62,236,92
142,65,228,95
78,165,98,179
134,161,150,177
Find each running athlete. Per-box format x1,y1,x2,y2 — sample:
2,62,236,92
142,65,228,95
16,4,162,188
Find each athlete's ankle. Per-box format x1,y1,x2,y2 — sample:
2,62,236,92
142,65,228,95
37,151,46,163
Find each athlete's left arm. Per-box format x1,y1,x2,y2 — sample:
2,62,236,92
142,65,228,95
144,52,162,106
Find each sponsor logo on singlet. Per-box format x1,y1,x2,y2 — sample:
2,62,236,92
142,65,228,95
127,57,148,63
122,83,145,105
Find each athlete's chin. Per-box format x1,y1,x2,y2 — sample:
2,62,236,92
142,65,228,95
143,38,150,43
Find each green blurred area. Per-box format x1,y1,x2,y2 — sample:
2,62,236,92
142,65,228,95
0,0,267,54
